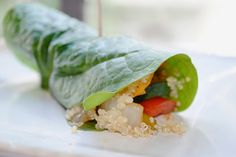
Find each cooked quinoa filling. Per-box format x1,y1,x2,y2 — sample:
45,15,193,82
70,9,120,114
66,73,189,137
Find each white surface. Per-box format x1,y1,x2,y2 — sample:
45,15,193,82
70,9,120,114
0,52,236,157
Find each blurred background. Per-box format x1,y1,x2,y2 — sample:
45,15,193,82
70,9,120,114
0,0,236,57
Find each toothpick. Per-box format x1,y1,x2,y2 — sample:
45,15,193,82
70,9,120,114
97,0,103,37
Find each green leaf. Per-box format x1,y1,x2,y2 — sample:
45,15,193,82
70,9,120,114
50,37,198,112
83,91,115,111
3,3,96,89
3,3,198,112
155,54,198,111
79,121,104,131
134,82,170,103
49,37,172,109
145,81,170,99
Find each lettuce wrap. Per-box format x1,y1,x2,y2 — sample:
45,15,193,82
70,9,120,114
3,3,198,136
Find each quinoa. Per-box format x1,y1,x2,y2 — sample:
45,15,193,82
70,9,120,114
166,76,190,99
149,117,155,123
66,96,185,136
66,74,187,137
71,125,78,134
154,114,185,135
96,94,156,137
65,106,96,127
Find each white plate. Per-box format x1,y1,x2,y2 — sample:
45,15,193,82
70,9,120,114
0,52,236,157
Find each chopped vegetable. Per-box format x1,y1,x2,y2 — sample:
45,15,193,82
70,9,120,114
122,103,144,127
134,81,170,103
121,74,153,97
145,82,170,99
140,96,176,117
79,121,103,131
143,114,156,128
